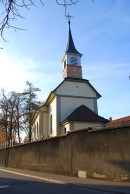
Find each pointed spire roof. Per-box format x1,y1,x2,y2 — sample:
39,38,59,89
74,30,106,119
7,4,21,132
66,20,82,56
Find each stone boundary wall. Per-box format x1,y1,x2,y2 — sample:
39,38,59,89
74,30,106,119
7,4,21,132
0,126,130,181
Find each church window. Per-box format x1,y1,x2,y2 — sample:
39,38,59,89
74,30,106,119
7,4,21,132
50,114,52,134
64,59,66,68
34,124,36,139
70,57,78,66
36,122,39,139
64,128,67,134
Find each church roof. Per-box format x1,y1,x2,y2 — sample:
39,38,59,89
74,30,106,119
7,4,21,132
61,105,108,124
65,21,82,55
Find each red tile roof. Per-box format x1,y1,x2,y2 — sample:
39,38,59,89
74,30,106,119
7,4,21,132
107,116,130,128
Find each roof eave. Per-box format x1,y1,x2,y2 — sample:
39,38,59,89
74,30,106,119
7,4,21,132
60,119,108,125
45,92,56,106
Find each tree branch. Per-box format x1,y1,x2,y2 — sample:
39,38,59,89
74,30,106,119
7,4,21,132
0,0,81,41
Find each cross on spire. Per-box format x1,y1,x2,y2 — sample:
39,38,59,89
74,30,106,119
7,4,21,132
66,13,73,25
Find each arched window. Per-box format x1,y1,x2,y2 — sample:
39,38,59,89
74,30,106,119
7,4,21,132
36,122,39,139
50,115,52,134
64,128,66,134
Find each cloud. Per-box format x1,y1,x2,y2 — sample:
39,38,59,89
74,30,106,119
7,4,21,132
0,51,36,92
0,51,62,101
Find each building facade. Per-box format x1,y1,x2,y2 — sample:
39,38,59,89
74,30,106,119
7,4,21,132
32,21,108,141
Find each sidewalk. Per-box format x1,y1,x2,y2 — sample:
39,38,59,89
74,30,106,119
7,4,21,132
0,167,130,193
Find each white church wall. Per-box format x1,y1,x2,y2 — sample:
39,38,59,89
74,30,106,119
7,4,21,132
44,112,49,138
60,96,95,122
73,122,105,130
49,97,57,137
41,112,49,139
62,122,105,133
32,125,36,141
63,123,70,133
55,81,97,98
32,115,39,141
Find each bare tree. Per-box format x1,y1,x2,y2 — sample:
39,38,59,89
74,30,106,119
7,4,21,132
12,92,25,144
0,81,42,144
0,90,17,144
22,81,41,142
0,89,9,135
0,0,79,40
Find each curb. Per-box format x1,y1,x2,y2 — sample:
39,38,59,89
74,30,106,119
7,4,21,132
0,168,65,184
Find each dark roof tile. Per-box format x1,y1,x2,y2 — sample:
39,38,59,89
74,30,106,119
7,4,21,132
61,105,108,124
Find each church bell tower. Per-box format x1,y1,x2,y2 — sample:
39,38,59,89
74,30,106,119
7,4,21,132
62,18,83,79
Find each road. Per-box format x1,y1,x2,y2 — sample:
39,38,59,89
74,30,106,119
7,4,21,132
0,168,130,194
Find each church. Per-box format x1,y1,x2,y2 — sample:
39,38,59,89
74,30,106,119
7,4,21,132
32,20,108,141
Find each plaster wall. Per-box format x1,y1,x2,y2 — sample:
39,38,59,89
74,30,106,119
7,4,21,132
60,96,95,122
0,126,129,181
41,112,49,139
55,80,97,98
63,122,105,131
49,97,57,136
32,115,39,140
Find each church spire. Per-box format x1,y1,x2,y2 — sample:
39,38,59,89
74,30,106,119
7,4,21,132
62,16,83,79
66,16,82,56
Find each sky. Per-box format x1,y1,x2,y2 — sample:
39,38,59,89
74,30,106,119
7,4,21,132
0,0,130,120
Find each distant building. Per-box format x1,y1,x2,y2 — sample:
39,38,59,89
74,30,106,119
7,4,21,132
32,20,108,141
107,116,130,128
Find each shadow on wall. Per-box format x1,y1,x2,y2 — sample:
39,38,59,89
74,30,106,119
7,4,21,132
5,149,10,167
108,160,130,181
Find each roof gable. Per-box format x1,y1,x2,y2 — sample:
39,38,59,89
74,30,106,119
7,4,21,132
52,78,101,98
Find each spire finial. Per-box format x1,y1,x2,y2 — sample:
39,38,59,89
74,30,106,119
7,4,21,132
66,13,73,26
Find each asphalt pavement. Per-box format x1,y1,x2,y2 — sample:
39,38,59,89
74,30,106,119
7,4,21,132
0,167,130,194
